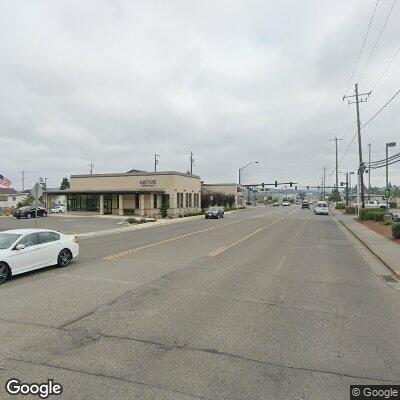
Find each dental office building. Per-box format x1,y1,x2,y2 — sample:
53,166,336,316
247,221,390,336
45,170,202,217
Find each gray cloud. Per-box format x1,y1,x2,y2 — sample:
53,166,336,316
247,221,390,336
1,0,399,190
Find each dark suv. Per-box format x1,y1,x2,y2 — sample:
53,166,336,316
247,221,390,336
301,201,310,209
13,206,48,219
205,206,224,219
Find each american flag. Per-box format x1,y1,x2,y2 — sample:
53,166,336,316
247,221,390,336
0,174,12,188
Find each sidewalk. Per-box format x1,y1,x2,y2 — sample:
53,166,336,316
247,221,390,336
332,210,400,278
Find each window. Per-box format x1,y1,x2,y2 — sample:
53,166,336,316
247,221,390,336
37,232,57,244
18,233,38,248
67,194,99,212
162,194,169,207
194,193,200,207
153,194,158,209
135,193,140,209
188,193,192,207
185,193,189,207
177,193,184,208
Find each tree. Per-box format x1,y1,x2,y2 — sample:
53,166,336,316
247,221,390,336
17,194,35,209
201,191,236,209
60,177,70,190
328,189,341,202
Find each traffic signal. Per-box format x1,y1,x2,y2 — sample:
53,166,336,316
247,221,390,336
307,186,309,190
274,181,278,187
340,182,344,186
289,182,293,187
262,182,265,189
317,186,320,189
295,186,297,191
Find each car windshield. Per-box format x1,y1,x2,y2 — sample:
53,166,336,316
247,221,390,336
208,207,219,211
0,233,21,249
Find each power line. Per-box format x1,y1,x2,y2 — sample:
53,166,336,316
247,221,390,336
371,45,400,91
362,88,400,128
330,0,379,138
344,0,380,96
358,0,397,83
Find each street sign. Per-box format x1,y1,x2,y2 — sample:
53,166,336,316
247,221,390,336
384,188,390,199
32,182,43,199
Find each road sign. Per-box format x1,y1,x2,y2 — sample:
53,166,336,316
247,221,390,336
384,188,390,199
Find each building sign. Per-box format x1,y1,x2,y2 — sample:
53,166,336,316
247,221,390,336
140,179,157,187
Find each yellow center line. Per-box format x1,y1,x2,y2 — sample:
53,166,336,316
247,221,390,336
102,212,273,260
208,219,281,258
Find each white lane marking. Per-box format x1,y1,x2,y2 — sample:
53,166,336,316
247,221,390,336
275,255,286,272
208,219,281,258
103,211,271,260
289,207,299,214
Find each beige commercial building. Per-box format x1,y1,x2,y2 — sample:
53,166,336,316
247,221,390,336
45,170,202,217
202,183,244,206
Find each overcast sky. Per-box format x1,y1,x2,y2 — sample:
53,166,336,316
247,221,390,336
1,0,399,191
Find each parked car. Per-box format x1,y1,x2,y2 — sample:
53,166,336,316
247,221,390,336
205,206,224,219
314,201,329,215
301,201,310,209
50,205,66,213
0,229,79,284
392,213,400,222
281,201,291,207
272,201,280,207
13,206,47,219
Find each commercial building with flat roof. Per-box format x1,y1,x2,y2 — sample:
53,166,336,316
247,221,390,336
45,170,202,217
202,183,244,206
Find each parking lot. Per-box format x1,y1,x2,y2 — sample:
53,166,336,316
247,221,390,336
0,214,125,234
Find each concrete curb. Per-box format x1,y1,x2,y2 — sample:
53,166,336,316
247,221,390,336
334,213,400,279
74,209,242,239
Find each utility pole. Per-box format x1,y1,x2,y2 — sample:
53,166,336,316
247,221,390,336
189,151,195,175
343,83,371,209
368,143,371,200
330,136,343,189
89,162,94,174
323,166,326,200
345,172,349,206
20,170,26,192
154,154,160,172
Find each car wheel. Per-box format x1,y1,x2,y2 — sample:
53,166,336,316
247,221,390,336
221,214,224,218
58,249,72,267
26,213,32,219
43,212,47,217
0,262,11,285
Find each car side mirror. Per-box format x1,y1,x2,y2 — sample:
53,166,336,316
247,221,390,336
15,244,26,250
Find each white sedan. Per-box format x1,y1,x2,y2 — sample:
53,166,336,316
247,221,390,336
315,201,329,215
50,205,66,213
0,229,79,284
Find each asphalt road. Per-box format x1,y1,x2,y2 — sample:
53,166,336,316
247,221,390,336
1,205,400,399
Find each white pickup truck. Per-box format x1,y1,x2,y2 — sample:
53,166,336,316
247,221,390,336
364,200,387,210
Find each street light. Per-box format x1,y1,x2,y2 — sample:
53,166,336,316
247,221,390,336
386,142,396,211
238,161,259,185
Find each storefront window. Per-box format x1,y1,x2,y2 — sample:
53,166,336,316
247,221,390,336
162,194,169,207
67,194,100,212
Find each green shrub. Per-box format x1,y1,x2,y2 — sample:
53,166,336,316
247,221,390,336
335,203,345,210
359,208,384,220
392,223,400,239
383,221,393,226
224,206,230,212
345,206,356,214
372,211,385,222
159,204,169,218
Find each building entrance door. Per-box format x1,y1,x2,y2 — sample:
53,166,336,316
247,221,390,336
103,194,112,214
